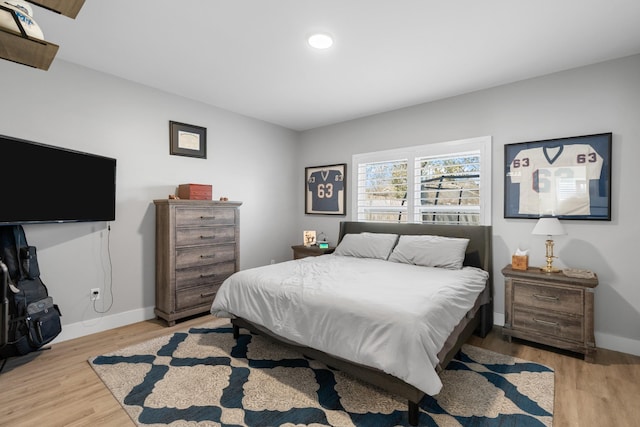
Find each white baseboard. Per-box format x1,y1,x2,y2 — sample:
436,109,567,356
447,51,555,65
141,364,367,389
51,306,156,344
492,311,640,357
493,312,505,327
595,332,640,357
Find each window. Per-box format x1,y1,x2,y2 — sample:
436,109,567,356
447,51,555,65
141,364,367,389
353,136,492,225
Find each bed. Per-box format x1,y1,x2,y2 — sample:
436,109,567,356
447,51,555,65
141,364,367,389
210,221,493,425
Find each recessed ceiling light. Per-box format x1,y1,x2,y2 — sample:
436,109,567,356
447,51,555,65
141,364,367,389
308,33,333,49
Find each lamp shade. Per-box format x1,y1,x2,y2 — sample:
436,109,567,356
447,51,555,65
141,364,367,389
532,217,566,236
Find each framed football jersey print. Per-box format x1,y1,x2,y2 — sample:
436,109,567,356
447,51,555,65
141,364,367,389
504,133,612,220
305,163,346,215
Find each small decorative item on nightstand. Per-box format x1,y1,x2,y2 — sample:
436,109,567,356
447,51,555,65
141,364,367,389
511,255,528,270
303,230,316,247
317,231,329,248
511,248,529,271
531,217,566,273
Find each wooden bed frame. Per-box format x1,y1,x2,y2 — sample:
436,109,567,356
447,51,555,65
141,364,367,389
231,221,493,426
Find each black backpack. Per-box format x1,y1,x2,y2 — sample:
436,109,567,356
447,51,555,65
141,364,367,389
0,225,62,359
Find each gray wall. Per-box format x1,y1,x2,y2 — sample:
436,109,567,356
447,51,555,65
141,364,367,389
0,60,299,340
297,54,640,355
1,52,638,356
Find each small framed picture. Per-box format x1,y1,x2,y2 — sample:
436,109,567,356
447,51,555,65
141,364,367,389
504,133,612,220
303,230,317,246
169,121,207,159
305,163,346,215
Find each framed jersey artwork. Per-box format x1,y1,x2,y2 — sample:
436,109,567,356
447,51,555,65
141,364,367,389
504,133,611,220
305,163,346,215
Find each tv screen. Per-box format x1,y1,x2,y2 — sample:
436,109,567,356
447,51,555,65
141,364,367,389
0,134,117,225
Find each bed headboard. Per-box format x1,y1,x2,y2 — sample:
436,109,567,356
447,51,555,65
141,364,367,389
338,221,493,281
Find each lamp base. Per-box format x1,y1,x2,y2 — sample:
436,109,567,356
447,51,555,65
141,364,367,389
541,249,560,273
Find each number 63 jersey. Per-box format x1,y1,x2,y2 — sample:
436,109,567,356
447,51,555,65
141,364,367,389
308,169,344,212
509,144,603,216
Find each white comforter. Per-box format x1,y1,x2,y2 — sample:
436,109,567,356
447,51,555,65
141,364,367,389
210,254,489,395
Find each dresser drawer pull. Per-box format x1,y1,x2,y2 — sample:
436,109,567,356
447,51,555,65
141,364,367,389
200,216,216,220
200,254,216,259
200,273,216,279
533,318,559,327
200,292,216,298
200,235,216,240
533,294,559,301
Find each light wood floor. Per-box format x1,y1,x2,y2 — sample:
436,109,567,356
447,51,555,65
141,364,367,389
1,316,639,427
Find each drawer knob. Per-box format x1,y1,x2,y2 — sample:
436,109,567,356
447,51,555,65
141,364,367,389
200,254,216,259
200,292,216,298
200,216,217,220
533,294,559,301
200,235,216,240
533,318,559,327
200,273,216,279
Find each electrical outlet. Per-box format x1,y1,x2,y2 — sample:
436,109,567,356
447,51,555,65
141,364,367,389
90,288,101,301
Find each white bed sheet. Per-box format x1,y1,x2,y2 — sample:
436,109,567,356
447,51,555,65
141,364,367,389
210,254,489,395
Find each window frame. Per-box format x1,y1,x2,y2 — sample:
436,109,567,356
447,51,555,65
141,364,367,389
351,136,492,225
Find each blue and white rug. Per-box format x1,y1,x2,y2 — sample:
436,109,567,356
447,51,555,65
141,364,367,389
89,320,554,426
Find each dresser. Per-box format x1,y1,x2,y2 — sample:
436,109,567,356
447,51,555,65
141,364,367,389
502,265,598,361
154,200,242,326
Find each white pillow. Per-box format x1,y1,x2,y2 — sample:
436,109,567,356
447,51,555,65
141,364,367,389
333,232,399,260
388,235,470,269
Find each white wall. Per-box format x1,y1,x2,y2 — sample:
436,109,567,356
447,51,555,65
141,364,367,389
0,59,299,341
297,54,640,356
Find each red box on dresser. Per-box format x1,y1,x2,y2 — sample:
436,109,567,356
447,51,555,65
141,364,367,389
178,184,212,200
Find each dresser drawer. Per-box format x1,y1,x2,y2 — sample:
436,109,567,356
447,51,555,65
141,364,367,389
175,261,236,290
176,207,236,226
176,283,221,310
175,226,236,247
513,280,583,315
175,244,236,269
513,307,583,342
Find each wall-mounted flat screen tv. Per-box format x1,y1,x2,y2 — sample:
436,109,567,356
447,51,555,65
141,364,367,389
0,134,117,225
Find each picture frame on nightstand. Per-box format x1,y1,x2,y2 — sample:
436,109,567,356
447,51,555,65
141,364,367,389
303,230,316,246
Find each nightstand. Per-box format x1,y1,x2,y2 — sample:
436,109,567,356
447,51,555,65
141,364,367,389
291,245,335,260
502,265,598,362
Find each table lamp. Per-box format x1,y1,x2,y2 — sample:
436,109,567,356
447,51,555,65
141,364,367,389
532,217,566,273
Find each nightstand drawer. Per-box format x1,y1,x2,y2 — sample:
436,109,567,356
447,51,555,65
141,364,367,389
513,280,583,315
513,307,583,342
176,226,235,246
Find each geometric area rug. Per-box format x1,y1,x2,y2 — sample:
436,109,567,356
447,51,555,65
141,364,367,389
89,321,554,427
